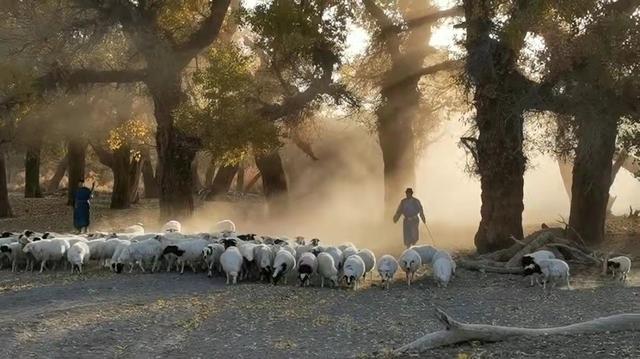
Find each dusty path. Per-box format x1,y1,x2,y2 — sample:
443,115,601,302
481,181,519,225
0,267,638,359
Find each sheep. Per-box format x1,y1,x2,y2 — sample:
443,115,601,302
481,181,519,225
162,238,210,274
410,245,438,266
337,242,356,252
220,246,243,285
115,239,161,273
342,255,365,291
399,249,422,287
355,249,376,281
111,240,132,273
123,224,145,234
310,238,320,247
67,242,90,273
23,239,70,273
524,258,571,290
254,244,274,281
0,242,27,272
272,249,296,285
294,236,305,246
521,250,556,286
377,255,398,290
432,257,456,288
213,219,236,233
162,220,182,233
342,246,358,261
238,242,258,279
607,256,632,282
324,247,343,271
202,243,225,277
297,252,318,287
317,252,338,288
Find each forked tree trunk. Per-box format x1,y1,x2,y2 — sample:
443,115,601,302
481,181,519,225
568,115,618,244
0,149,13,218
47,154,67,193
141,149,159,199
255,150,288,213
67,139,87,206
209,165,238,197
24,137,43,198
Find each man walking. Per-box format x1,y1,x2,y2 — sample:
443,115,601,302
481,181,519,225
393,188,426,248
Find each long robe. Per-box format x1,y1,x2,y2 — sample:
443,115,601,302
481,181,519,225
73,187,92,230
393,197,426,247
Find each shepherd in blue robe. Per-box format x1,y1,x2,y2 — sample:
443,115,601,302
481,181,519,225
73,180,93,233
393,188,426,248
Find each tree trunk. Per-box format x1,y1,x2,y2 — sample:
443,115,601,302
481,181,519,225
47,154,67,193
141,149,159,199
473,105,526,253
191,158,202,192
149,73,198,220
568,115,618,244
235,165,244,193
67,139,86,206
110,146,132,209
128,155,142,204
204,159,216,187
24,138,43,198
209,165,238,197
0,149,13,218
255,150,288,213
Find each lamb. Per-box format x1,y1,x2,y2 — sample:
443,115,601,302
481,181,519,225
202,243,225,277
67,242,90,273
521,250,556,286
0,242,27,272
399,248,422,287
523,258,571,290
432,257,455,288
342,255,365,291
23,239,70,273
220,238,243,284
161,238,209,274
355,249,376,281
410,245,438,266
272,249,296,285
377,255,398,290
607,256,632,282
316,252,338,288
297,252,318,287
162,220,182,233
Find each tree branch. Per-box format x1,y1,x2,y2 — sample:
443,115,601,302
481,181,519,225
362,0,402,60
402,6,465,31
383,59,463,91
175,0,232,60
89,143,114,168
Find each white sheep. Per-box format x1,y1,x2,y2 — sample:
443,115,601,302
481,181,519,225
220,239,243,284
377,255,398,290
432,257,455,288
254,244,274,281
213,219,236,233
123,224,145,234
524,258,571,290
111,240,132,273
342,246,358,261
607,256,632,282
324,246,343,271
410,245,438,266
342,255,365,291
0,242,27,272
162,220,182,233
119,238,163,273
67,242,90,273
317,252,338,288
23,239,70,273
272,249,296,285
337,242,356,252
399,249,422,287
162,238,209,274
202,243,225,277
297,252,318,287
522,250,556,286
355,249,376,281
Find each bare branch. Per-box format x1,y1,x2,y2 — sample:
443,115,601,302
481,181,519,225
402,6,464,31
175,0,232,60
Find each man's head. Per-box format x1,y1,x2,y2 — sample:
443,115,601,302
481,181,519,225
405,188,413,198
78,179,85,187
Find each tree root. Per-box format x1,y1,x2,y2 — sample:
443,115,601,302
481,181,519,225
394,308,640,354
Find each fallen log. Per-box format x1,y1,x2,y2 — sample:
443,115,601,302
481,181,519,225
505,231,557,268
458,259,523,274
394,308,640,354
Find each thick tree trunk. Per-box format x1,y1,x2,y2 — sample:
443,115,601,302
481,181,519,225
204,159,216,187
0,149,13,218
568,115,618,244
128,156,142,204
209,165,238,197
110,146,133,209
141,149,159,199
24,138,43,198
191,159,202,192
473,105,526,253
47,154,67,193
255,150,288,213
235,165,244,192
67,139,86,206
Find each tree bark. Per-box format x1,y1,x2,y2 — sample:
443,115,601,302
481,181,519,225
24,137,43,198
395,309,640,354
255,150,288,212
235,165,244,192
46,154,67,193
67,139,86,206
141,149,159,199
209,164,238,197
568,115,618,244
191,158,202,192
0,149,13,218
204,159,216,187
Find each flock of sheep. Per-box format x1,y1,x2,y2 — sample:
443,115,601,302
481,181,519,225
0,219,632,290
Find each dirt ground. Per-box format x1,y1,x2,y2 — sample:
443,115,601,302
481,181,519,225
1,194,639,359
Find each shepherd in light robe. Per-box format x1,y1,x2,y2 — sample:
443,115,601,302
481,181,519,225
393,188,426,248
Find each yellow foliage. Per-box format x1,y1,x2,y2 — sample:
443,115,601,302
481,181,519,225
106,117,152,152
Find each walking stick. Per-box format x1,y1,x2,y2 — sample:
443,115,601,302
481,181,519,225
424,221,437,246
